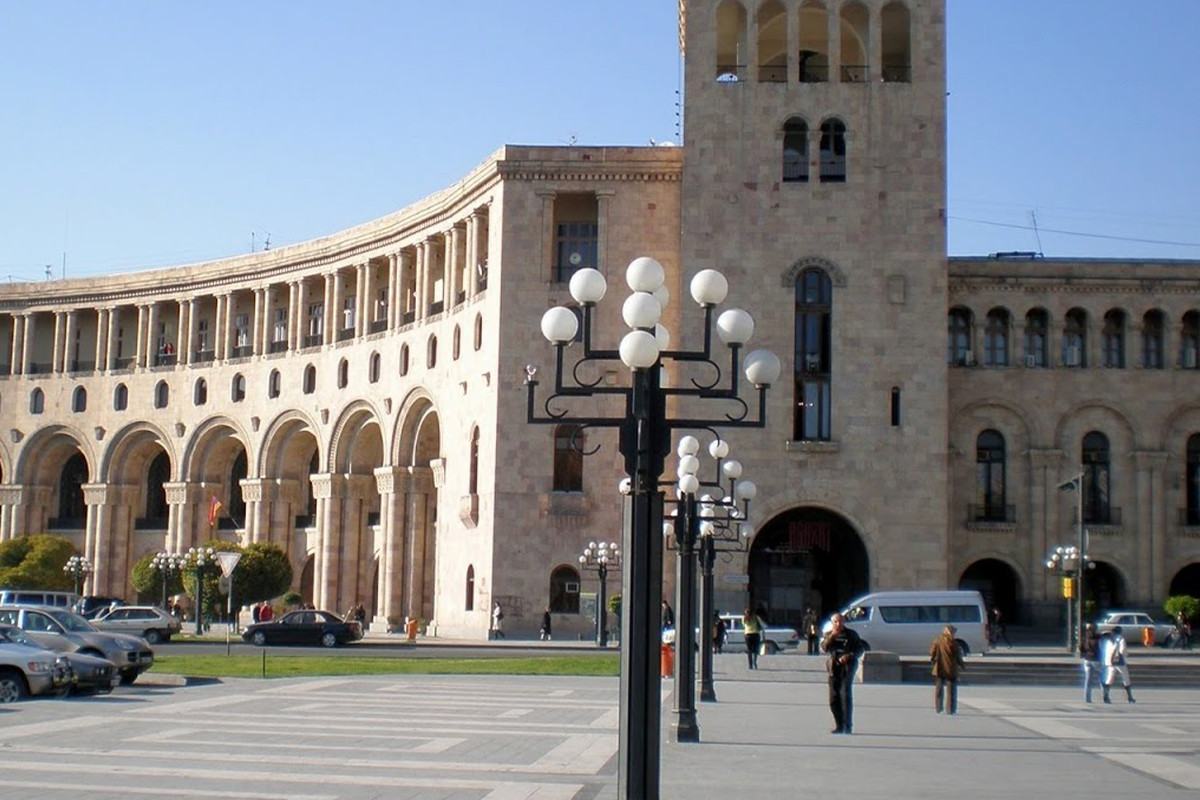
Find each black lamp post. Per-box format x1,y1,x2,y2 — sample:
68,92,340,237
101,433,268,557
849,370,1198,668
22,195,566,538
526,257,779,799
150,551,184,610
1056,472,1090,652
63,555,92,597
579,541,620,647
185,547,215,635
1046,543,1092,652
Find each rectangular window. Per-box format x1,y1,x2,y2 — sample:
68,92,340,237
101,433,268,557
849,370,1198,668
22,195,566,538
197,320,209,352
308,303,324,336
342,296,355,330
552,193,599,282
273,308,287,342
796,380,832,441
234,314,250,347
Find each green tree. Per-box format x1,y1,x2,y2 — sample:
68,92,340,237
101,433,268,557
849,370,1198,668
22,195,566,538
180,541,292,619
1164,595,1200,623
0,535,77,590
130,552,185,604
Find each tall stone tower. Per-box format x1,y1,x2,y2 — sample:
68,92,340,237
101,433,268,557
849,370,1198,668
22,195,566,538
678,0,950,620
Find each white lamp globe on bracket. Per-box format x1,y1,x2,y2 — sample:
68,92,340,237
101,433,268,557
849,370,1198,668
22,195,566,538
735,480,758,501
677,435,700,457
619,330,660,369
677,454,700,477
716,309,754,346
708,439,729,460
678,474,701,495
541,306,579,344
568,268,607,305
744,349,782,387
723,459,743,481
740,522,755,539
622,293,662,330
689,269,729,307
626,256,665,293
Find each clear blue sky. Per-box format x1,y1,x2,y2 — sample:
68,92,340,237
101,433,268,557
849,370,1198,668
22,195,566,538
2,1,1197,282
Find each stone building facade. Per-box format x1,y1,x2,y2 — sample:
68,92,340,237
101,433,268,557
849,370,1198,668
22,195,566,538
0,0,1196,636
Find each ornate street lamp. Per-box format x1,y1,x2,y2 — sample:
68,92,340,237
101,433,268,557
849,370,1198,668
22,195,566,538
526,256,779,799
579,541,621,647
1057,472,1090,652
184,547,216,635
150,551,185,611
1046,543,1093,651
63,555,92,596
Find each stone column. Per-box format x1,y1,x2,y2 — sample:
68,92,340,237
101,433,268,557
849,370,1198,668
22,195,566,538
353,263,366,337
20,314,34,375
538,191,556,281
0,485,24,541
83,483,136,598
464,215,479,298
828,6,841,81
106,308,120,370
404,467,436,622
311,473,343,611
446,228,461,307
213,294,227,360
146,302,161,364
10,315,25,375
386,254,399,330
1134,451,1169,604
183,298,198,365
252,287,265,356
596,190,614,273
1027,448,1063,610
324,272,338,345
415,242,429,322
93,309,109,372
164,481,198,554
342,474,377,614
400,250,416,321
296,280,311,349
240,478,266,544
373,467,408,632
222,293,237,359
52,311,66,373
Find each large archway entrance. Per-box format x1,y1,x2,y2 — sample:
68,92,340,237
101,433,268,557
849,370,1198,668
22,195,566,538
1169,563,1200,599
1087,561,1127,616
749,507,868,630
959,558,1023,623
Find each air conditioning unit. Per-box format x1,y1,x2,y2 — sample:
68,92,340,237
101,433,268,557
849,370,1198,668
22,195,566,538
1065,345,1081,367
959,353,976,367
1024,354,1037,368
1186,350,1198,369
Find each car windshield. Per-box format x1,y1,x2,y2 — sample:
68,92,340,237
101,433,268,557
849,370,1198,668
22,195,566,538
45,608,98,632
0,627,39,647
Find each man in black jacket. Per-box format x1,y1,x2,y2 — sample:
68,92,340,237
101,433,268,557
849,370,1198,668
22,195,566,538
821,613,866,734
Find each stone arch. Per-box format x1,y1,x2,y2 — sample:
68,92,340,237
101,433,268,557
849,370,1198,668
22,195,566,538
1159,404,1200,453
100,421,175,484
392,389,441,468
181,416,252,483
259,410,323,477
1052,401,1139,455
329,400,386,474
0,438,10,484
1168,562,1200,599
958,556,1025,623
15,425,95,486
1087,560,1129,613
780,256,848,289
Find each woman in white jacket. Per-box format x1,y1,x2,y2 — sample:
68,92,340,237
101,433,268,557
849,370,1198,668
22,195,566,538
1102,626,1136,704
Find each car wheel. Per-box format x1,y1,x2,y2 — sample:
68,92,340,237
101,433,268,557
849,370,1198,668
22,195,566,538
0,671,30,703
119,671,138,686
321,632,338,648
765,640,780,655
251,631,267,647
144,630,162,644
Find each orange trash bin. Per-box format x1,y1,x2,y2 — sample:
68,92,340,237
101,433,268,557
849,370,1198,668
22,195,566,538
1143,626,1155,647
406,618,419,641
660,644,675,677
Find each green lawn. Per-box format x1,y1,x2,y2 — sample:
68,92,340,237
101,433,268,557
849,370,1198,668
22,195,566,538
151,653,620,679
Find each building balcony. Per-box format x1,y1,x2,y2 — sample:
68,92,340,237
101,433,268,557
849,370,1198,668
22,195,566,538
966,504,1017,532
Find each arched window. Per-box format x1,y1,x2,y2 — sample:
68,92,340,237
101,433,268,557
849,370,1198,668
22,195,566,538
880,1,912,82
427,335,438,368
474,314,483,351
794,268,832,441
114,383,128,411
465,565,475,611
983,309,1009,367
797,0,830,83
782,117,809,183
1142,310,1165,369
452,325,461,360
1102,310,1126,368
71,386,87,413
194,378,208,406
57,452,88,527
144,451,170,526
819,119,846,182
268,369,281,398
549,565,581,614
369,352,381,383
337,359,349,389
399,344,410,376
838,2,870,82
947,307,972,365
975,430,1007,522
469,427,480,495
1024,309,1048,368
232,374,246,402
715,0,749,81
1186,435,1200,526
756,1,787,82
1182,311,1200,369
1082,432,1112,524
553,424,584,492
303,364,316,394
29,387,44,414
154,381,169,409
1063,308,1087,367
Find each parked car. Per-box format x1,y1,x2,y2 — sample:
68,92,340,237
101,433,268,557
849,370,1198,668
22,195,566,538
663,613,802,653
0,624,115,695
821,590,990,656
0,629,73,702
0,589,80,610
242,609,363,648
74,596,126,620
1095,612,1175,645
0,605,154,685
92,605,182,644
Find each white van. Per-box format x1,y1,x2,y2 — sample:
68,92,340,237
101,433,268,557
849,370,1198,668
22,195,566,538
0,589,80,609
825,590,989,656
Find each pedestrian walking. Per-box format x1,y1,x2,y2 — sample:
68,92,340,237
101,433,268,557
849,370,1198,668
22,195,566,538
1080,621,1103,703
802,606,820,655
491,601,505,640
989,607,1012,648
540,607,552,641
259,601,274,623
252,603,262,624
821,613,865,734
742,607,765,670
713,613,727,654
661,600,675,631
1175,611,1192,650
1102,626,1135,703
930,625,965,714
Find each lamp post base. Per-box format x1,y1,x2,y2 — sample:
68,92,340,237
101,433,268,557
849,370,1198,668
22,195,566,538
699,683,717,702
672,712,700,743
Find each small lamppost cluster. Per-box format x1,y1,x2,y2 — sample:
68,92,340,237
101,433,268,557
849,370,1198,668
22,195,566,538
183,547,216,635
579,541,621,647
150,551,186,611
1046,544,1093,650
63,555,93,596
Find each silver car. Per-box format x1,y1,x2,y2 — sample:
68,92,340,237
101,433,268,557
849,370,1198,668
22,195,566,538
0,636,73,701
0,605,154,685
92,605,182,644
0,624,116,695
1095,612,1175,646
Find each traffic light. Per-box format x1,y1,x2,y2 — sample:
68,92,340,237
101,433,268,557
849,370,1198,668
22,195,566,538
1062,577,1075,599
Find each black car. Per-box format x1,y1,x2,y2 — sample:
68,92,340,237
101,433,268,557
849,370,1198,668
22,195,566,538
75,596,126,620
242,610,364,648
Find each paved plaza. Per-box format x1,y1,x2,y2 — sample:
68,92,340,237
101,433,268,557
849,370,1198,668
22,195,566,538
1,655,1199,799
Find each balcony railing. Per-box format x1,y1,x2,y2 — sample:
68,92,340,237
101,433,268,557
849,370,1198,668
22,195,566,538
798,64,829,83
428,300,444,316
840,64,870,83
337,328,354,342
302,334,322,349
401,311,415,326
113,357,134,370
269,340,288,354
193,350,215,364
758,63,787,83
455,290,466,306
882,64,911,83
231,345,252,359
370,319,387,334
0,363,10,376
294,514,316,529
366,511,380,527
27,361,51,374
1080,506,1122,526
154,353,177,368
968,504,1016,524
69,360,96,373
